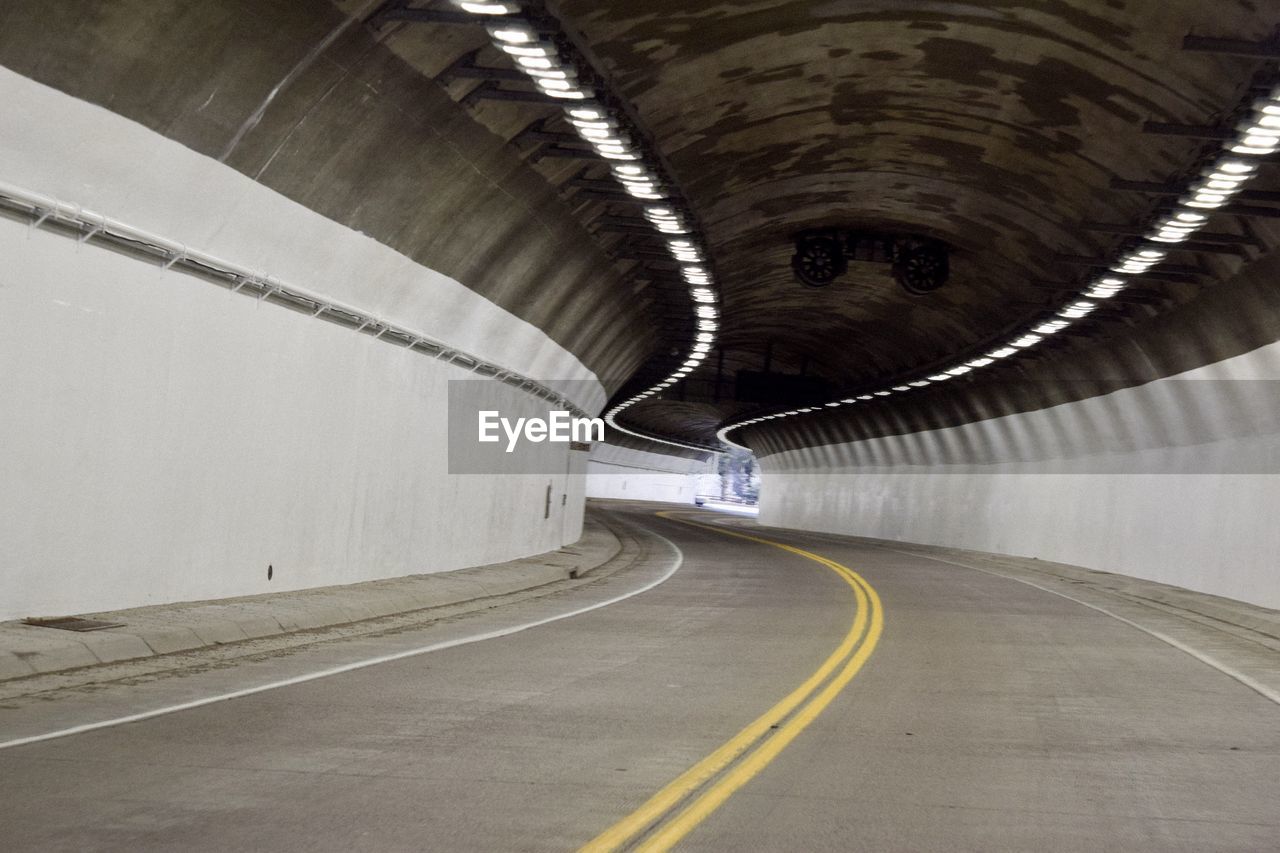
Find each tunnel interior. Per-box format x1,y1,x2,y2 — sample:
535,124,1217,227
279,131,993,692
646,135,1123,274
3,0,1280,607
4,2,1280,849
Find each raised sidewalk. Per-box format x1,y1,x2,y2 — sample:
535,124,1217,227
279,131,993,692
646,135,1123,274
0,516,622,682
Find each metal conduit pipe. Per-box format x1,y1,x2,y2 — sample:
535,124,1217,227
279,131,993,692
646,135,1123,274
0,179,594,418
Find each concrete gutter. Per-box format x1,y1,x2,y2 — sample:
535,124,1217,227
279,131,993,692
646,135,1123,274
891,543,1280,651
0,518,622,682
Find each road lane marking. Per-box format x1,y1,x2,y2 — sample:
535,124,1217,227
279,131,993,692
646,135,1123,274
0,528,685,752
581,512,883,853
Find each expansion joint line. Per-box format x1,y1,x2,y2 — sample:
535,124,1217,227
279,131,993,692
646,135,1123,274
581,511,885,853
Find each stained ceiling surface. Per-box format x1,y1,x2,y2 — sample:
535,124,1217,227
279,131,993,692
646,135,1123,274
550,0,1277,444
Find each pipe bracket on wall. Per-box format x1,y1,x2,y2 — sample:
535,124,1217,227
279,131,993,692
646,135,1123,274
162,246,187,271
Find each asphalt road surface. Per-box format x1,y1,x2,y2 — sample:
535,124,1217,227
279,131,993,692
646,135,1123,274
2,503,1277,852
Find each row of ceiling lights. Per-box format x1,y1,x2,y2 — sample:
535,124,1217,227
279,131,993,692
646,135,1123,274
450,0,719,452
717,83,1280,450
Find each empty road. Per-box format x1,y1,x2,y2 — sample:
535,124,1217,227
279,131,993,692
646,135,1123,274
2,503,1276,851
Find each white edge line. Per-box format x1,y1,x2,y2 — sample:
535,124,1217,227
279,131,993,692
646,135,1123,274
0,530,685,751
882,546,1280,707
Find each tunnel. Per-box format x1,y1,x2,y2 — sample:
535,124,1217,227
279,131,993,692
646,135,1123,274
1,1,1279,849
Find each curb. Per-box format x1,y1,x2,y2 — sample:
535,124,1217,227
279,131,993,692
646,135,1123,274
0,519,623,683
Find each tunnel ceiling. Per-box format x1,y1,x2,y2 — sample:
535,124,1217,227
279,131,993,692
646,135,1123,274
6,1,1276,453
552,0,1279,444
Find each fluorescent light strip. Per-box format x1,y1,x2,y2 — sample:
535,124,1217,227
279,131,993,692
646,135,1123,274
718,81,1279,450
465,6,723,452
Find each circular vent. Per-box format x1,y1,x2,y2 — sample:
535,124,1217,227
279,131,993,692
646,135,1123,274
893,240,950,295
791,234,847,288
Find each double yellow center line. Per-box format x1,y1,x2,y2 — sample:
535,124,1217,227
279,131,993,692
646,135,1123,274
580,512,884,852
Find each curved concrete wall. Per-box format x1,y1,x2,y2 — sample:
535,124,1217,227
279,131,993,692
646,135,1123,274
0,0,655,388
586,443,711,505
759,340,1280,610
0,69,599,620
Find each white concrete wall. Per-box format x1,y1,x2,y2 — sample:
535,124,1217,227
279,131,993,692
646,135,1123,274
0,69,601,620
760,340,1280,610
586,444,709,505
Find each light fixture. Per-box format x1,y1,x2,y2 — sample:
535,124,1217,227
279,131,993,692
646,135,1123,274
455,1,521,15
1058,300,1096,319
1229,137,1277,155
567,105,606,121
501,42,556,58
625,186,664,200
615,173,654,187
591,135,632,149
487,24,536,43
1183,196,1229,208
535,77,576,92
1215,159,1256,175
1034,319,1070,334
516,54,555,69
523,66,574,81
570,117,614,130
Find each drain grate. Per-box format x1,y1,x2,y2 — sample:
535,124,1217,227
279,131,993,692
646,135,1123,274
22,616,124,632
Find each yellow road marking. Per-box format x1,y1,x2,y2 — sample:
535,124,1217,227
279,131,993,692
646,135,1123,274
580,512,883,853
